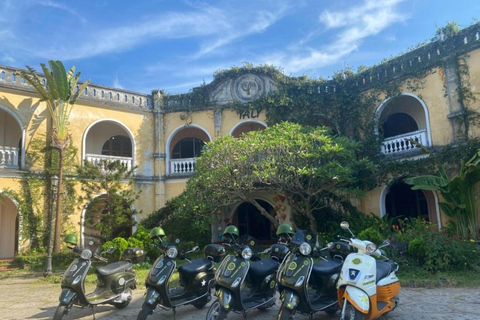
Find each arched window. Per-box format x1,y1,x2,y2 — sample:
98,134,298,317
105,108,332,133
172,137,205,159
101,135,132,157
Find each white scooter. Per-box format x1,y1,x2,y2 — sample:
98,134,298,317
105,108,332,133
337,221,400,320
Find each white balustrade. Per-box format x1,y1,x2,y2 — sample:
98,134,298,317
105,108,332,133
86,154,133,171
0,146,19,168
381,129,428,155
170,158,196,175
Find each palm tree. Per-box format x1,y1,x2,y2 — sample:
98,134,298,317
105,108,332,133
20,61,90,253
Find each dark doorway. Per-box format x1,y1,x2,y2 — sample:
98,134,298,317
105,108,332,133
385,182,428,222
235,200,275,242
382,113,418,138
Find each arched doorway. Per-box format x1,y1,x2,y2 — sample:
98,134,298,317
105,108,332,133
384,181,439,226
83,194,134,246
233,200,276,242
0,196,19,258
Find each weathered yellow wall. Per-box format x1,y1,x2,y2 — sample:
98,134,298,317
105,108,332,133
462,49,480,138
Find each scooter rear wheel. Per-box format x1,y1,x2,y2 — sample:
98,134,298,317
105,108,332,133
136,304,154,320
53,304,66,320
343,302,365,320
205,300,228,320
114,288,133,309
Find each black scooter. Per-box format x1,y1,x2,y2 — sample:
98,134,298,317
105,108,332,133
53,236,145,320
276,229,351,320
205,235,289,320
137,236,226,320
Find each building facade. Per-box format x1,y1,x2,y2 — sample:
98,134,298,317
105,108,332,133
1,24,480,258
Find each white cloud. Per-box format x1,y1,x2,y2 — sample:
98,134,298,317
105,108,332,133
113,77,123,89
270,0,407,74
34,0,87,24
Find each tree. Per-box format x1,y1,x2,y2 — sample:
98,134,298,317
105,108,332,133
20,61,90,252
182,122,374,233
76,160,141,241
405,147,480,240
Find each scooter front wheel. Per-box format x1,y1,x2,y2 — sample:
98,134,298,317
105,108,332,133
205,300,228,320
53,304,66,320
343,302,365,320
277,304,294,320
136,304,154,320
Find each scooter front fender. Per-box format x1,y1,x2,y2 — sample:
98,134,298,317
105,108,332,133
281,289,300,311
144,287,161,306
341,286,369,314
59,288,77,305
217,287,233,311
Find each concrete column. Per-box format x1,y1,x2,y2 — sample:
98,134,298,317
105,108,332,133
153,90,166,210
214,107,222,139
444,60,467,141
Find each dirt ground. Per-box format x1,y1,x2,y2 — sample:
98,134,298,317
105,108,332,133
1,274,480,320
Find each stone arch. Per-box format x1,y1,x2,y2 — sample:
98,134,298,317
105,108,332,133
80,192,137,247
82,119,136,169
0,192,21,258
375,93,432,154
379,178,441,229
165,124,212,175
0,105,26,169
229,120,267,138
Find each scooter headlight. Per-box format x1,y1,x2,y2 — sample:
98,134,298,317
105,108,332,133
80,249,92,260
299,242,312,256
366,243,377,255
241,247,253,260
166,247,178,259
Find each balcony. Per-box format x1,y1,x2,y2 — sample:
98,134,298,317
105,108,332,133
86,154,133,171
381,129,428,155
170,158,196,175
0,146,19,169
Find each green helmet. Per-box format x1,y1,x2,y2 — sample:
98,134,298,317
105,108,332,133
64,234,78,246
150,227,166,239
276,223,294,237
223,225,239,241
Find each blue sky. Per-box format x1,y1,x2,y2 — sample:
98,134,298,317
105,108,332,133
1,0,478,94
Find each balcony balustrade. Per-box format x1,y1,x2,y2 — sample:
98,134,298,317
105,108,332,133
0,146,19,168
86,154,133,171
170,157,196,175
381,129,428,155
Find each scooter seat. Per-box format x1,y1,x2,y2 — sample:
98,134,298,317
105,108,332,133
95,261,132,276
249,258,279,278
178,258,213,275
376,260,398,283
312,258,343,276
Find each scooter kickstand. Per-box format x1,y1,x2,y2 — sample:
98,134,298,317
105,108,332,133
90,306,97,320
172,306,176,320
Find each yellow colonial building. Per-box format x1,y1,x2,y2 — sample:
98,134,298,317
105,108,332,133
1,23,480,258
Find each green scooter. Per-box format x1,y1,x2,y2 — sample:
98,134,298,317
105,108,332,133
53,234,145,320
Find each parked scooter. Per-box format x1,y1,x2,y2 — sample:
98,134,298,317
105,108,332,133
337,221,400,320
205,225,289,320
137,227,226,320
276,229,351,319
53,234,145,320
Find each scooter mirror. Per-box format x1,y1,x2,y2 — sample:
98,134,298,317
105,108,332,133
175,238,181,244
192,246,200,252
107,247,115,253
382,239,390,246
340,221,350,229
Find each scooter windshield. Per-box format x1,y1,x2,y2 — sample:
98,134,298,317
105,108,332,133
290,230,314,246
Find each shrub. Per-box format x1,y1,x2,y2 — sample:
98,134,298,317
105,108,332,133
408,238,426,263
358,227,384,245
102,237,128,261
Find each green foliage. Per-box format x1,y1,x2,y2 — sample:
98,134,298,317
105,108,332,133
182,122,374,233
408,238,427,263
358,227,384,246
102,237,128,261
77,160,141,241
129,226,161,262
405,149,480,239
141,197,211,249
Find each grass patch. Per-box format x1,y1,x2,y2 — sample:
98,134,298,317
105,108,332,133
397,265,480,288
